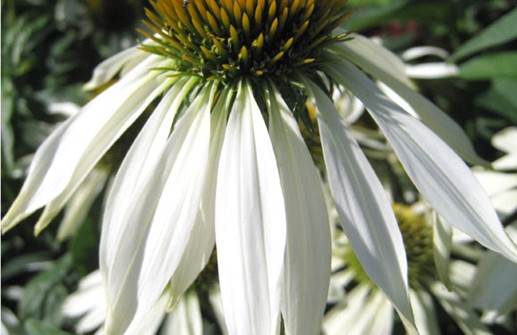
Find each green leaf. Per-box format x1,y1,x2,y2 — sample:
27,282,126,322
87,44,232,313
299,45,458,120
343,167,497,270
343,1,408,31
475,79,517,123
459,52,517,79
1,252,54,281
70,217,99,275
23,319,73,335
452,8,517,61
19,255,72,322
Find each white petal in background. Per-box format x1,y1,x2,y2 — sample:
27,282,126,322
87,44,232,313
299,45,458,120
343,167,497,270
468,224,517,318
401,46,450,61
335,36,487,166
57,169,108,240
305,80,414,325
431,262,492,335
62,271,106,334
323,286,393,335
324,60,517,263
405,63,459,79
1,55,173,234
215,81,286,335
268,87,331,335
410,290,440,335
491,127,517,170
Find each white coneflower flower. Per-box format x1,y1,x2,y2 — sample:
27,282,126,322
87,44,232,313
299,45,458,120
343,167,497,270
3,1,517,334
324,204,496,335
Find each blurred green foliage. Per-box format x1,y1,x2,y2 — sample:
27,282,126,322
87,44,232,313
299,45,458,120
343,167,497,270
1,0,148,333
1,0,516,334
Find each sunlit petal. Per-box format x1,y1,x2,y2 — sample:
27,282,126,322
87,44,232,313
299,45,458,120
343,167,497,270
325,60,517,263
215,81,286,335
268,87,331,335
305,80,414,324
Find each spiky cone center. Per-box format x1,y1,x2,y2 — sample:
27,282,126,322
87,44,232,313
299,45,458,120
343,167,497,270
393,204,434,289
141,0,349,82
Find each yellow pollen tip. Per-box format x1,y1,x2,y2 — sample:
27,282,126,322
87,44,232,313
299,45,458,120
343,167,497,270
142,0,350,81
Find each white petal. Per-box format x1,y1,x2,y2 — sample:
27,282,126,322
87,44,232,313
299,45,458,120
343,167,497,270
473,169,517,197
432,215,452,289
124,294,169,335
83,45,148,91
405,63,459,79
323,286,393,335
431,280,492,335
100,76,197,276
305,81,414,323
410,290,440,335
335,35,487,166
1,55,172,234
468,226,517,316
492,153,517,171
162,292,202,335
492,126,517,155
57,169,108,240
102,83,214,334
268,88,331,335
492,189,517,217
62,270,106,333
324,60,517,263
166,90,231,307
401,46,450,61
208,287,229,335
215,81,286,335
62,271,104,318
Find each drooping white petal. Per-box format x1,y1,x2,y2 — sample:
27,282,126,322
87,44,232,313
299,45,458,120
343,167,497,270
268,87,331,335
215,81,286,335
305,80,414,323
100,76,197,276
335,36,487,165
166,90,231,308
1,55,173,234
324,60,517,263
124,294,169,335
102,83,214,334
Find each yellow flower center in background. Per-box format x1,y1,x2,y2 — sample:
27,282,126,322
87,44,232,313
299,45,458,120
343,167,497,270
141,0,349,81
343,204,434,290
